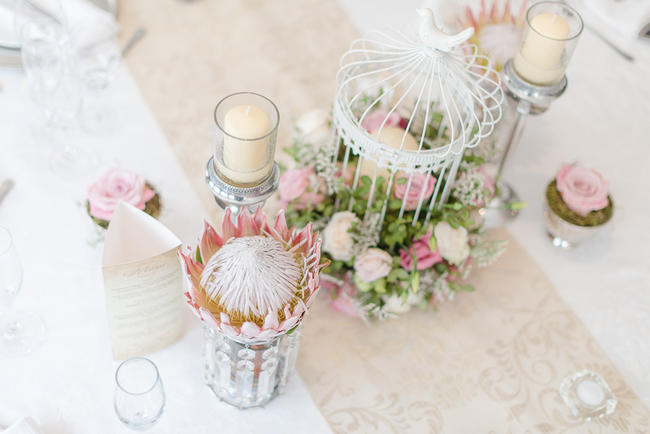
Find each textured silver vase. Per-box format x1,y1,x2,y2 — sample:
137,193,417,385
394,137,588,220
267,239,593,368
203,325,302,409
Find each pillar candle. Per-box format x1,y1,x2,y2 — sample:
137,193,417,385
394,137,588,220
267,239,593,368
514,13,570,85
216,105,273,186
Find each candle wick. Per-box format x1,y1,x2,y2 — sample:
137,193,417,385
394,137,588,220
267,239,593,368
245,106,251,116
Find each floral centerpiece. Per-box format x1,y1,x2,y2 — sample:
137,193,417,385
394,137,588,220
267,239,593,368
280,110,507,320
86,168,160,229
544,164,613,247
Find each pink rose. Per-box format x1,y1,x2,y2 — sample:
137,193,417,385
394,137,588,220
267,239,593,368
354,248,392,282
394,172,437,211
279,168,325,210
399,231,442,271
361,109,401,132
87,168,155,221
556,164,609,216
322,274,360,318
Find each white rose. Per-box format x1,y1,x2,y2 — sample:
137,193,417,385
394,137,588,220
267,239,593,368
434,221,470,265
295,109,330,145
322,211,359,262
354,248,392,282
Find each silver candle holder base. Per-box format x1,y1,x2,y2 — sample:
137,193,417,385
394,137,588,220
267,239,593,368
483,59,567,226
205,157,280,218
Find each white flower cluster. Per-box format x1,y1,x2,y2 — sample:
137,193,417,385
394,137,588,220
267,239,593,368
451,163,489,208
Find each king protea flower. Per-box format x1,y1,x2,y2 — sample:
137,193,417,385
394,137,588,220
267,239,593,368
179,208,327,341
460,0,528,70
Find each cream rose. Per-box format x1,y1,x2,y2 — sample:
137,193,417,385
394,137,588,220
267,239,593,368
322,211,359,262
434,221,470,265
354,248,392,282
295,109,330,145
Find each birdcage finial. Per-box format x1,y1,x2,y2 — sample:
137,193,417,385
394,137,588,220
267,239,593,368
416,8,474,51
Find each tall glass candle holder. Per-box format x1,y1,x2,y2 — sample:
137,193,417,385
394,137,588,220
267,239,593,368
513,1,583,85
214,92,279,187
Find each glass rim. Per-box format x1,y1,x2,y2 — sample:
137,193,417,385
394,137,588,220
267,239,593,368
0,226,13,257
526,1,584,42
115,357,161,396
213,92,280,142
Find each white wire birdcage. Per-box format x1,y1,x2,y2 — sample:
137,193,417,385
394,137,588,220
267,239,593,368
328,8,504,227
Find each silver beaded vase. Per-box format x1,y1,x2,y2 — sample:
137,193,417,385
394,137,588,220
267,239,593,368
203,325,302,409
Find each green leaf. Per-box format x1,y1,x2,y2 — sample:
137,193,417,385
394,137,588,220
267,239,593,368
195,247,203,264
373,278,387,294
388,199,402,210
508,201,528,211
428,234,437,252
353,274,374,292
411,270,420,293
395,177,407,185
360,175,371,186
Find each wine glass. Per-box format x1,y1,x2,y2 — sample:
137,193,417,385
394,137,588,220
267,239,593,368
73,22,121,135
0,227,47,357
114,357,166,431
16,0,98,179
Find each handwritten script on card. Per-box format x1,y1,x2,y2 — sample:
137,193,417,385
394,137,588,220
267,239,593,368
103,248,184,359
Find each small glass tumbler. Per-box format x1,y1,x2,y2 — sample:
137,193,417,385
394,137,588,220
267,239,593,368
114,357,165,430
559,370,617,421
513,1,583,85
213,92,279,187
203,325,301,409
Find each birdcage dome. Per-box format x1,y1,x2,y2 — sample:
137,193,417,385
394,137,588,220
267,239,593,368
332,8,504,177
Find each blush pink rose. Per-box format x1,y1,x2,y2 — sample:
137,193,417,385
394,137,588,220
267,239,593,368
87,168,155,221
279,168,324,210
556,164,609,216
394,172,437,210
399,231,442,271
322,274,360,318
361,109,401,132
354,248,392,283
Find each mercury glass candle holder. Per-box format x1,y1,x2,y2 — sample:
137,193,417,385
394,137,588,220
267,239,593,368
513,1,583,86
213,92,279,188
203,325,302,409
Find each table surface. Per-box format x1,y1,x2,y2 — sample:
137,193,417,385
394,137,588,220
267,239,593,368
1,0,650,432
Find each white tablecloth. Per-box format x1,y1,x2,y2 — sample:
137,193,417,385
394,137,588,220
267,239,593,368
1,0,649,432
0,69,331,433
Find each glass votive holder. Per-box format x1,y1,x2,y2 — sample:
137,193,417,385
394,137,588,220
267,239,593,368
114,357,165,431
513,1,583,85
213,92,279,188
559,370,617,421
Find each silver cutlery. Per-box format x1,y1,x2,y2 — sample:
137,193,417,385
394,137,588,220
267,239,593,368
121,27,147,57
0,179,14,205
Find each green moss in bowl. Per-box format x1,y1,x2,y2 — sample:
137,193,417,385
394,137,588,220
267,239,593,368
546,180,613,227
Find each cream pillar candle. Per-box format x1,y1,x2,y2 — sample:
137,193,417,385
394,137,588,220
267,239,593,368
216,104,273,186
514,13,570,85
359,126,420,181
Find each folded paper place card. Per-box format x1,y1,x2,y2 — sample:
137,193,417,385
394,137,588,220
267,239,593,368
102,203,184,359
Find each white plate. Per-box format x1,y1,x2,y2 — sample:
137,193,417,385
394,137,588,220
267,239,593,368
0,4,19,51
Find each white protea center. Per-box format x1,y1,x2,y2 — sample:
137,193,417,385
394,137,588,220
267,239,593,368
200,235,301,318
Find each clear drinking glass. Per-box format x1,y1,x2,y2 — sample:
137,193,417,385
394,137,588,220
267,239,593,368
114,357,165,431
0,227,47,357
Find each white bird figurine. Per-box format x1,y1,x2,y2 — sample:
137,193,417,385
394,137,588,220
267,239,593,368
416,8,474,51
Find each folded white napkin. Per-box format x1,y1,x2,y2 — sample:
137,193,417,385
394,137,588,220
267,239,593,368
1,418,41,434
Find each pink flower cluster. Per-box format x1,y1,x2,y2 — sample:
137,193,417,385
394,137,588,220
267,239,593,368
399,230,442,271
278,168,325,210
